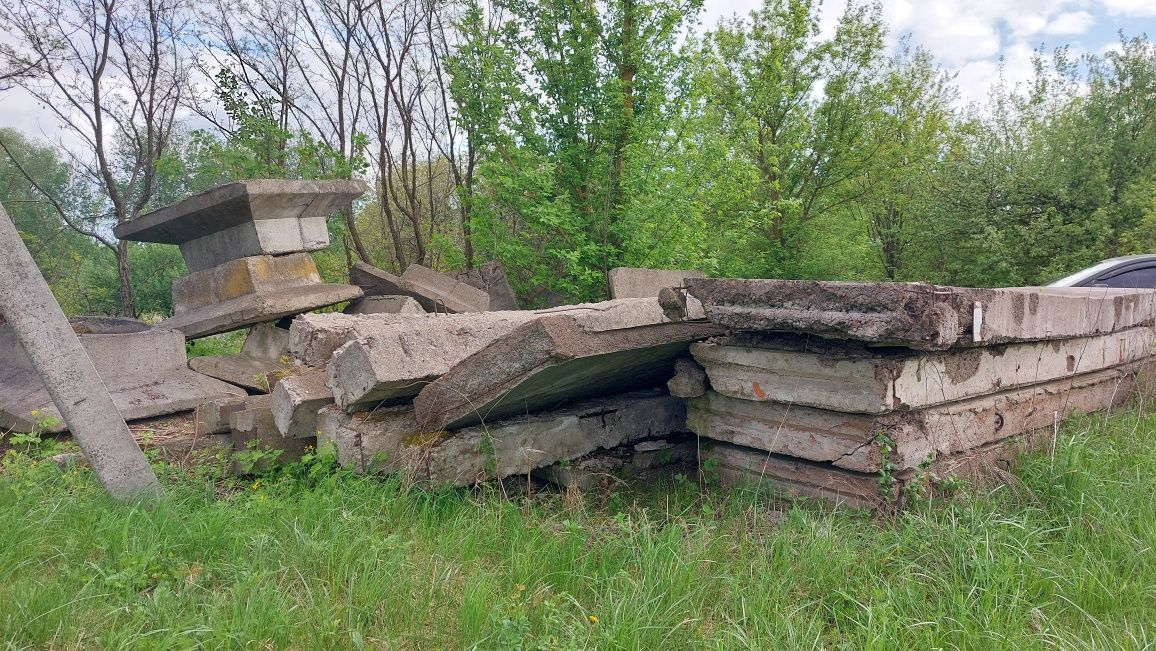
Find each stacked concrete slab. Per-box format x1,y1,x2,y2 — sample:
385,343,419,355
0,318,245,433
683,279,1156,508
223,296,722,485
114,180,367,339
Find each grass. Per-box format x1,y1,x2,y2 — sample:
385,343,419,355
185,330,246,359
1,404,1155,649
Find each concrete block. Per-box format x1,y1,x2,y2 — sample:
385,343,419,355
272,368,333,439
685,279,1156,350
306,297,697,405
195,394,272,436
343,295,426,315
316,404,420,473
160,255,362,339
533,435,695,490
667,356,709,399
686,364,1137,473
456,260,520,310
691,328,1156,413
230,405,315,473
400,264,491,313
0,319,246,434
410,390,687,487
414,315,724,431
188,323,293,392
113,180,367,272
609,267,706,299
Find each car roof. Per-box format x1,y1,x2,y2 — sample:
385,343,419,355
1048,254,1156,287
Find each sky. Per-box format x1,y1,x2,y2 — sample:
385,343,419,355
2,0,1155,144
701,0,1156,107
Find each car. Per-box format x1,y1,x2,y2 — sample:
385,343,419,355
1047,254,1156,289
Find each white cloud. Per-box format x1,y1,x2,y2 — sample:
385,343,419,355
1097,0,1156,17
1044,10,1097,34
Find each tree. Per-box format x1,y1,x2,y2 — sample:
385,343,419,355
0,0,191,317
450,0,702,302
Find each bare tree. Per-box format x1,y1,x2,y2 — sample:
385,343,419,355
0,0,190,317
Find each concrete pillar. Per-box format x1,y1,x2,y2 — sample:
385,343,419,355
0,201,160,501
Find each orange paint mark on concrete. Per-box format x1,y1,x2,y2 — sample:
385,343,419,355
751,382,766,399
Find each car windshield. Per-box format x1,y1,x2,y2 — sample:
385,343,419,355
1047,259,1127,287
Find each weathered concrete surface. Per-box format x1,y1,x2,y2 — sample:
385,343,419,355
343,295,426,315
414,315,724,430
609,267,706,299
230,405,315,473
685,279,1156,350
691,327,1156,413
162,281,362,340
318,391,686,484
189,323,293,392
701,425,1057,510
113,180,367,272
301,297,702,404
667,356,709,399
0,319,246,434
456,260,520,311
400,264,491,313
272,368,332,439
533,435,695,490
411,391,687,487
195,394,272,436
316,404,420,474
349,262,489,314
686,365,1137,473
0,202,159,500
172,253,322,313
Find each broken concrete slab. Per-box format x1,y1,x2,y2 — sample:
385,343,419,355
0,319,246,434
343,295,426,315
667,356,709,399
686,364,1137,473
195,394,272,436
414,390,686,487
456,260,520,311
609,267,706,299
533,435,696,490
113,180,367,272
701,424,1058,510
230,405,315,474
301,297,703,403
188,323,294,392
272,368,332,439
161,255,362,340
691,327,1156,413
685,279,1156,350
1,202,159,501
400,264,491,313
348,262,489,314
414,315,724,431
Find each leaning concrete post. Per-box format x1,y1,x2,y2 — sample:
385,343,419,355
0,201,160,501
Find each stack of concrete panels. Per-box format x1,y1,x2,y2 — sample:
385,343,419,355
683,279,1156,508
114,180,367,339
0,317,245,433
349,262,489,314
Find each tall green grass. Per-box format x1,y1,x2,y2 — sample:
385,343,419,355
1,404,1154,649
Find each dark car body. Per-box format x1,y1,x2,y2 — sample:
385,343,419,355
1047,255,1156,289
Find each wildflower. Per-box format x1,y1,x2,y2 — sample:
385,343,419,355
251,480,262,490
516,583,526,593
29,410,39,417
258,494,268,502
588,615,598,625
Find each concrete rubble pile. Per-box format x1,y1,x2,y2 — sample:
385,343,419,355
682,279,1156,508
